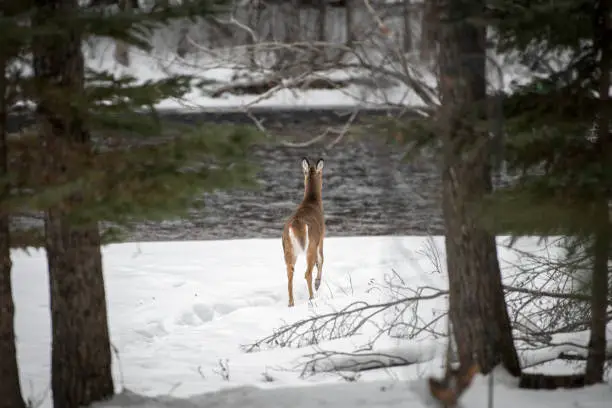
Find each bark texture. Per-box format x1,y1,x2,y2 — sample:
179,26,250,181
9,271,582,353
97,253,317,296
437,0,521,376
0,54,26,408
584,0,611,385
420,0,439,63
32,1,115,407
44,212,114,407
344,0,354,47
584,206,610,384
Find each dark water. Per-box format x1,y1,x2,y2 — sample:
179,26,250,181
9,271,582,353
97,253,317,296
10,107,446,242
124,139,444,242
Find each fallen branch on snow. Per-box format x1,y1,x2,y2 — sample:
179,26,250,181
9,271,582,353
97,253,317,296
241,287,448,353
298,339,441,377
207,75,393,98
300,350,415,377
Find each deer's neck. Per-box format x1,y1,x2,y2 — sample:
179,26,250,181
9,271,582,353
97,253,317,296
303,180,322,204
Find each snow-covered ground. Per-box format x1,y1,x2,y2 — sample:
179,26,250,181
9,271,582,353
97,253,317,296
12,235,612,408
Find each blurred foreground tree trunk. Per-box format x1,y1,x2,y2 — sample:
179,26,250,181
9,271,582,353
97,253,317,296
0,51,26,408
437,0,521,375
32,1,115,407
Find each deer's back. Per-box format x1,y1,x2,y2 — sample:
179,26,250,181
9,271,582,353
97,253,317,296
285,201,325,239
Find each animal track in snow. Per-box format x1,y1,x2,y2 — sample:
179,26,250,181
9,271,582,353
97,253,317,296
134,320,169,341
173,291,283,328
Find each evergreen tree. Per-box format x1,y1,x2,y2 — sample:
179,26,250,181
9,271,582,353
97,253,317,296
375,0,522,376
0,2,28,407
381,0,610,389
0,49,26,408
1,1,261,407
0,74,25,408
482,0,611,386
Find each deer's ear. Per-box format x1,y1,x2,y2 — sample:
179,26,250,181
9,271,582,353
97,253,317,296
315,158,324,172
302,157,310,174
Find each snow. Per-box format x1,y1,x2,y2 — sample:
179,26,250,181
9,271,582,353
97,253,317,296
92,378,612,408
9,31,543,116
72,40,533,112
11,235,612,408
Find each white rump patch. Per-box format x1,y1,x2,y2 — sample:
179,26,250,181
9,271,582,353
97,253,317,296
289,224,309,257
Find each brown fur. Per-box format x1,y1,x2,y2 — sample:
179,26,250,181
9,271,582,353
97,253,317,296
281,157,325,307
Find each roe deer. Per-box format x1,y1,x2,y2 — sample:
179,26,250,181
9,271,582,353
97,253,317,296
282,157,325,307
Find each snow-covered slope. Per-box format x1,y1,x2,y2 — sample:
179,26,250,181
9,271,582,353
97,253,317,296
12,235,612,408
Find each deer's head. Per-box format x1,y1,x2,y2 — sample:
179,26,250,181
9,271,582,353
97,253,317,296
301,157,324,200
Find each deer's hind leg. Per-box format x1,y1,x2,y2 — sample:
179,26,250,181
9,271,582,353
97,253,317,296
304,246,317,300
285,255,296,307
283,235,297,307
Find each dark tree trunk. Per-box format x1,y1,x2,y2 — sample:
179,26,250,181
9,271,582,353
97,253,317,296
317,0,326,41
176,25,190,59
344,0,353,47
419,0,438,63
437,0,521,376
32,1,115,407
0,54,27,408
44,212,114,408
402,0,413,52
584,0,611,385
585,204,611,384
315,0,327,66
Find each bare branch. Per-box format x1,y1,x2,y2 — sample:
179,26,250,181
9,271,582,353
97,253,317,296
300,349,416,376
503,284,592,302
241,287,449,353
327,107,359,148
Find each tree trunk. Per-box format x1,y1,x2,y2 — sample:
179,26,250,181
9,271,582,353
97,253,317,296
32,1,115,407
44,211,114,408
275,1,301,73
420,0,438,64
316,0,327,66
584,203,611,384
584,0,611,385
402,0,413,52
345,0,353,47
245,3,262,68
317,0,326,41
176,25,191,59
437,0,521,376
0,53,27,408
